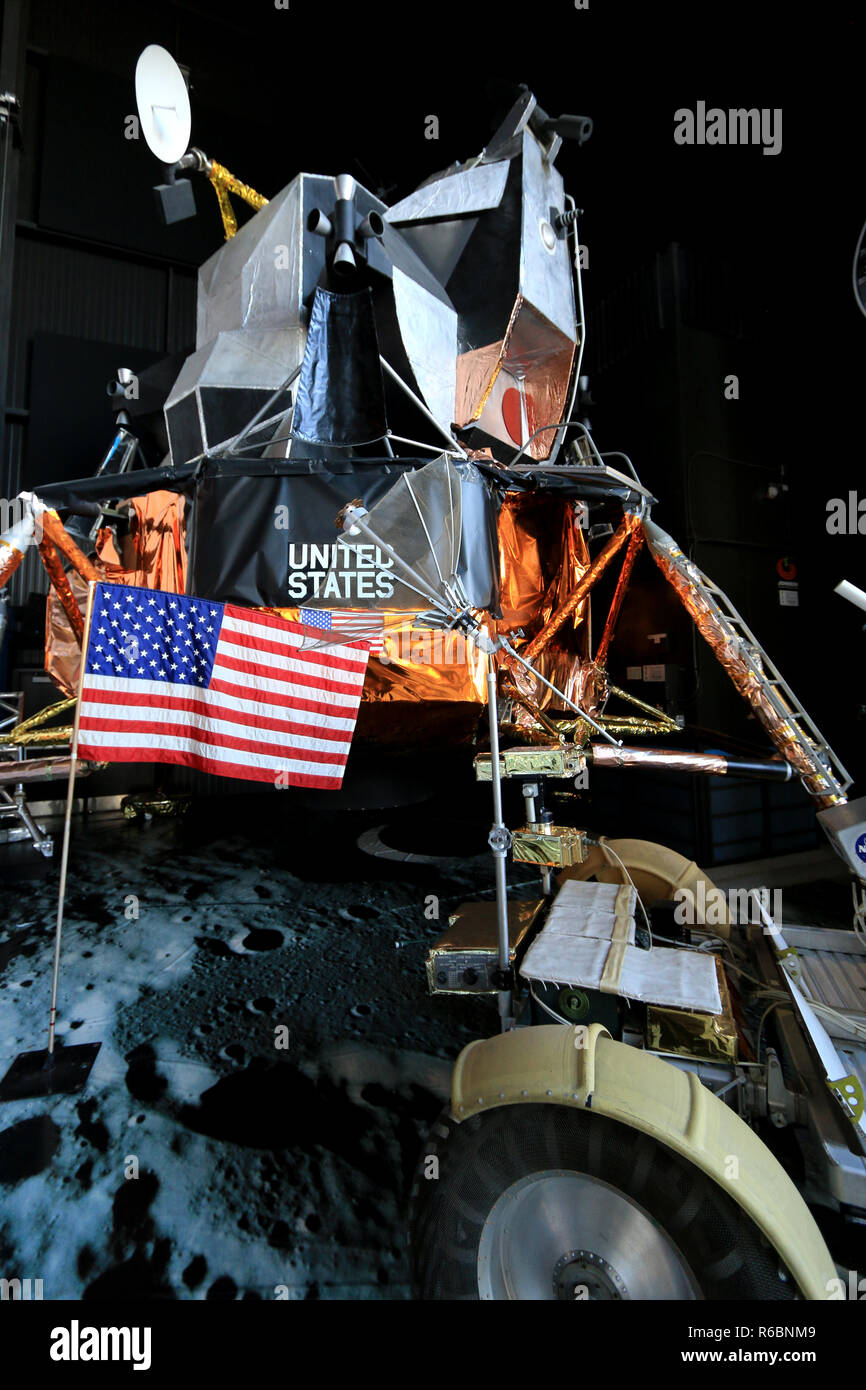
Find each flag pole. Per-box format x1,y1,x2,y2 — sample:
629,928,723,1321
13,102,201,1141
47,578,96,1056
0,577,102,1100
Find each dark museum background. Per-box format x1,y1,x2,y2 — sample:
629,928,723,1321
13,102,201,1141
0,0,864,863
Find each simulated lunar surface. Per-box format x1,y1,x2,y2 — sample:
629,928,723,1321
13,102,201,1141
0,792,851,1300
0,792,541,1300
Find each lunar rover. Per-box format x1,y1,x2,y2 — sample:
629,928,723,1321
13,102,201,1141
1,51,864,1300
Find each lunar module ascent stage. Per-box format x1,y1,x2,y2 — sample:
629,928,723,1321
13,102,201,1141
3,52,866,1299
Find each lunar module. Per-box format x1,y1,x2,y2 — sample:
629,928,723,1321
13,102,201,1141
2,49,865,1300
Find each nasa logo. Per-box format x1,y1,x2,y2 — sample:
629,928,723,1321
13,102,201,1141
855,833,866,864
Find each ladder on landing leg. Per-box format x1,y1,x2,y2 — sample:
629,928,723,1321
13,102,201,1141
645,523,853,805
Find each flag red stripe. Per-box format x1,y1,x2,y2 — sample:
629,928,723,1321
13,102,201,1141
78,690,352,742
206,675,360,719
213,650,365,696
221,619,369,673
78,716,349,764
229,603,378,642
223,605,306,637
74,744,343,788
82,676,362,723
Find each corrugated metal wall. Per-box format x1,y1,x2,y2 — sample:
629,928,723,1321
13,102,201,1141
585,244,747,377
3,247,196,604
2,27,197,606
8,236,191,405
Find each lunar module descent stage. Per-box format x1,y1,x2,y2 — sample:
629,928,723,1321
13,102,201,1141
3,53,866,1299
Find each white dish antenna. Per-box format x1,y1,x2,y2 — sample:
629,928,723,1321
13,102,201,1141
134,45,191,165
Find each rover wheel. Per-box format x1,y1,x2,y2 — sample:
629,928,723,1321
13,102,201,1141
409,1104,796,1300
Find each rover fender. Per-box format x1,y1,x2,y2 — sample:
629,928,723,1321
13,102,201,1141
559,836,732,936
451,1023,840,1300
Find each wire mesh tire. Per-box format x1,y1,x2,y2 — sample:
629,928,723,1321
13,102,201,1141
408,1103,798,1300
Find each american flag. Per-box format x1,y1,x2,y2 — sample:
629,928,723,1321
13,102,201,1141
299,608,385,654
76,583,370,789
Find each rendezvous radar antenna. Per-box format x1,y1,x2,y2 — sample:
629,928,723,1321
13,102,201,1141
134,44,267,237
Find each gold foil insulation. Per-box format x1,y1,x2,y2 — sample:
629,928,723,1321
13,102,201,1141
41,509,101,583
507,647,602,719
432,898,546,954
268,610,489,704
426,898,546,995
37,507,105,694
44,493,187,699
646,956,738,1063
0,537,28,588
644,522,845,806
496,493,595,719
95,491,188,592
121,792,192,820
44,564,101,696
38,508,103,666
455,297,576,461
522,512,640,664
512,823,590,868
592,746,730,776
208,161,269,240
0,697,75,748
0,756,96,785
0,495,100,694
264,610,488,744
595,526,644,666
564,682,678,741
369,620,488,705
39,537,85,644
474,743,587,781
497,492,560,631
